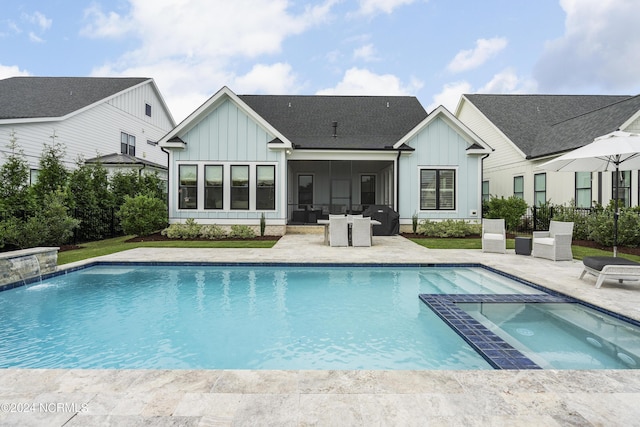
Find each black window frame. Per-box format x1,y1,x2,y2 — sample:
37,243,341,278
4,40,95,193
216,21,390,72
230,165,250,210
256,165,276,210
513,176,524,199
534,173,546,206
204,165,224,210
178,164,198,210
575,171,592,208
360,174,376,206
420,169,456,211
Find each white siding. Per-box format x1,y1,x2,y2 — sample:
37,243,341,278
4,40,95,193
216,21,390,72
0,81,173,171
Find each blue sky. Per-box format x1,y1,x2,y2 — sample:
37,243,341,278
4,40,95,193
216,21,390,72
2,0,640,122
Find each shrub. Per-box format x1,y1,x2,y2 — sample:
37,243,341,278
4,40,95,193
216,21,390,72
417,219,480,237
200,224,227,239
38,189,81,246
484,196,528,232
552,204,590,240
117,194,167,236
229,224,256,239
260,213,266,237
161,218,202,239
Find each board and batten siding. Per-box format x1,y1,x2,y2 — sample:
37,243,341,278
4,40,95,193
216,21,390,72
168,99,285,224
398,116,482,222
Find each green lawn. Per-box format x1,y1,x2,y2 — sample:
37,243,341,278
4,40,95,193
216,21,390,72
409,237,640,263
57,235,277,265
57,235,640,265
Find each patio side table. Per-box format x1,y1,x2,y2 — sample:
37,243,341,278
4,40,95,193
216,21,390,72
515,236,532,255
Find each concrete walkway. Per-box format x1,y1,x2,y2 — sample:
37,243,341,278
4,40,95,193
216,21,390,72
2,234,640,426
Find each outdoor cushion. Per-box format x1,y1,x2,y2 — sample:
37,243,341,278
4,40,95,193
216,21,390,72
533,237,555,246
483,233,503,241
583,256,640,272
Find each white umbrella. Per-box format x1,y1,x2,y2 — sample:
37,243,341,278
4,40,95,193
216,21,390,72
538,130,640,256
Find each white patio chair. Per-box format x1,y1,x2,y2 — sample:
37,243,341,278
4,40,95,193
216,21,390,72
532,220,574,261
481,219,506,253
351,217,372,247
329,215,349,247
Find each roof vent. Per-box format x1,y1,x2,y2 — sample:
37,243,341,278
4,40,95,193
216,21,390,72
332,121,338,138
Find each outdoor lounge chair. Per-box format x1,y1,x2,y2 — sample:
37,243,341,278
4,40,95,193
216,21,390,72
532,220,574,261
329,215,349,247
580,256,640,288
481,219,506,253
351,217,372,247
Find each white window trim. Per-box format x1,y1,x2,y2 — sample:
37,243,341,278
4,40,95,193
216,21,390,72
175,161,278,212
418,166,459,212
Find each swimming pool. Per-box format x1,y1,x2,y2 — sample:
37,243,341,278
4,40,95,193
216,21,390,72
1,263,639,370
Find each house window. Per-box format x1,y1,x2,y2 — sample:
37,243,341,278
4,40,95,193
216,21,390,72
575,172,592,208
178,165,197,209
145,103,151,117
30,169,39,186
534,173,546,206
513,176,524,199
482,180,490,202
361,175,376,206
612,170,631,207
204,165,223,210
420,169,455,210
256,165,275,210
230,165,249,210
298,175,313,208
120,132,136,156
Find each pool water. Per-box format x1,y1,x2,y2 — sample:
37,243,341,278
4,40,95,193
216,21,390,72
459,302,640,369
2,264,638,370
1,265,534,370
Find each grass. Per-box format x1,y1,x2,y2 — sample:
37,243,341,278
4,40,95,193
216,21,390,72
57,235,277,265
409,237,640,263
56,234,640,265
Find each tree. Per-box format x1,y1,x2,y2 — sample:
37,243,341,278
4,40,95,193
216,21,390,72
0,130,35,218
32,138,69,204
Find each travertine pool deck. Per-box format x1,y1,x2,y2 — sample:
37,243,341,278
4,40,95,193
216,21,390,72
2,234,640,426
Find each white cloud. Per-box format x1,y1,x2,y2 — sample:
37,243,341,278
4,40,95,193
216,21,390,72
232,63,301,94
353,44,378,62
427,81,472,113
447,37,508,73
535,0,640,92
28,32,44,43
316,67,423,95
428,69,537,113
22,11,52,32
357,0,417,15
83,0,338,122
81,5,133,38
0,64,31,80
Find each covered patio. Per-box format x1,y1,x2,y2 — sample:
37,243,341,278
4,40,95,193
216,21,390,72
287,159,396,224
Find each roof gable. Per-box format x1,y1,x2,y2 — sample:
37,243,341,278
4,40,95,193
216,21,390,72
463,94,634,158
159,86,293,149
0,76,151,121
239,94,428,150
394,105,492,154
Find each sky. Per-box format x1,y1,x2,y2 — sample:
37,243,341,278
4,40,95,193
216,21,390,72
2,0,640,123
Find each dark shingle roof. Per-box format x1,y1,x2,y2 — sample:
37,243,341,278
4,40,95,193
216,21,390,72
238,94,428,150
85,153,167,170
464,94,636,159
0,77,149,120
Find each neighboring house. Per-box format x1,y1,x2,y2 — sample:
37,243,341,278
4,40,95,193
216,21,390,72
456,94,640,209
0,76,175,182
159,86,491,235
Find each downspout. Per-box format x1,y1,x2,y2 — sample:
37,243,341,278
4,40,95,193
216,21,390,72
395,149,401,212
480,153,490,219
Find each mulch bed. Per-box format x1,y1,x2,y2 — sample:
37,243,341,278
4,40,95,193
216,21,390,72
124,232,281,243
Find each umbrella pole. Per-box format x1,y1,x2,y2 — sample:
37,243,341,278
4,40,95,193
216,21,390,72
614,166,619,257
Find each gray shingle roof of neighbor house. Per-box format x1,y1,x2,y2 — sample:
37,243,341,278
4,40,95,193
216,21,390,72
0,76,150,120
85,153,167,170
464,94,640,159
239,94,429,150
